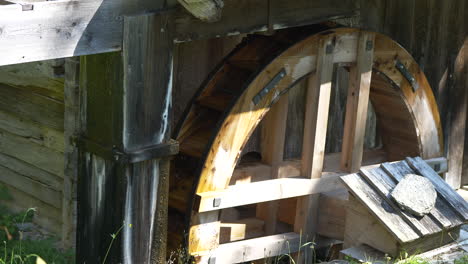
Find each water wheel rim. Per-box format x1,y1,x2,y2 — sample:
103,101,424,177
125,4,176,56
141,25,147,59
171,27,443,260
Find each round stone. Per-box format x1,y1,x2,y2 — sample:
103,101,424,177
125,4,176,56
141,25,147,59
390,174,437,217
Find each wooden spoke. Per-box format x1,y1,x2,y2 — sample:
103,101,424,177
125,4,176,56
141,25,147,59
294,36,335,263
341,32,375,172
256,94,289,235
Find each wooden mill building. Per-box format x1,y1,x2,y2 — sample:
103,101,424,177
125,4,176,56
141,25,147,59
0,0,466,263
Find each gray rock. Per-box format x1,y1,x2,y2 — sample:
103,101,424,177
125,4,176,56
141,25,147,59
390,174,437,217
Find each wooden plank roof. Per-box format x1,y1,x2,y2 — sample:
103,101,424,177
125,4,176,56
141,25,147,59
341,157,467,243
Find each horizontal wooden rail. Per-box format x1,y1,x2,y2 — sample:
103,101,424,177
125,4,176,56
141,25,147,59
0,0,357,66
194,232,300,263
195,176,343,212
195,156,447,212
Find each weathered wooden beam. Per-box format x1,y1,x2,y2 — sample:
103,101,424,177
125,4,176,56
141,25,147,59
121,12,173,263
0,0,357,66
62,57,81,247
177,0,223,22
173,0,358,43
0,0,172,66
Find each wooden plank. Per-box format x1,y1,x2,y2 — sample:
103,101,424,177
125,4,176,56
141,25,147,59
194,232,300,263
294,36,335,246
406,157,468,221
256,95,288,234
0,109,64,153
0,128,64,177
341,32,375,172
360,167,441,236
0,60,65,101
341,173,420,243
196,176,343,212
0,163,62,208
0,0,356,65
0,0,170,66
0,84,64,131
380,160,460,228
0,152,62,191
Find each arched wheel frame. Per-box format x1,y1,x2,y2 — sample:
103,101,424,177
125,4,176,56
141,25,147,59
173,28,443,263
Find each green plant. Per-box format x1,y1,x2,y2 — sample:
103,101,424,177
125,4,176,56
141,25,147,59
455,255,468,264
102,222,131,264
0,206,74,264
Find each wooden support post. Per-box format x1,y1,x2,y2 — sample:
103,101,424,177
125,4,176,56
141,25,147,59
63,57,81,248
341,32,375,172
294,36,334,262
446,38,467,189
256,95,289,235
76,11,174,263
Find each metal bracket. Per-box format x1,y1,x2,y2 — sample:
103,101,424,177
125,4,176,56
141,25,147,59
252,68,286,105
395,60,419,92
77,137,179,163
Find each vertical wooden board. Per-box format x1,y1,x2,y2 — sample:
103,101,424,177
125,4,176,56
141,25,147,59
284,80,306,159
324,65,348,154
123,13,173,151
121,13,174,263
294,37,335,262
341,32,375,172
82,52,123,147
63,57,81,247
445,29,467,189
301,37,335,180
257,95,288,234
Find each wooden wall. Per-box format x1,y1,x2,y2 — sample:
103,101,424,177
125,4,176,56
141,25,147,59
0,60,65,234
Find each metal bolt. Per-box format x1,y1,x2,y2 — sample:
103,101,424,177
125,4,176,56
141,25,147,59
213,198,221,208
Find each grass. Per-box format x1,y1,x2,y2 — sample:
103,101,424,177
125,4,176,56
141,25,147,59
0,205,75,264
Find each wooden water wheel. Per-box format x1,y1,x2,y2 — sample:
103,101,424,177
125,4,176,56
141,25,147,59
168,27,443,263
